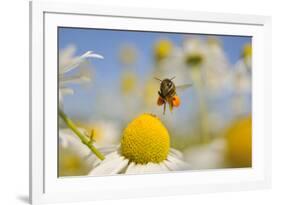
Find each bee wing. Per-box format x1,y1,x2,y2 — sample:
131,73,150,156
176,83,192,92
154,77,162,82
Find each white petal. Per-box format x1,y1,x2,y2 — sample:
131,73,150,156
83,51,104,59
139,163,169,174
126,162,170,174
60,87,74,96
164,154,190,171
98,145,119,155
99,151,120,163
132,164,146,174
169,148,184,159
92,121,121,146
86,145,120,167
59,134,68,148
59,128,91,157
60,51,103,74
88,152,128,176
59,57,81,74
158,162,170,172
83,146,117,166
58,90,64,110
125,162,138,174
164,160,178,171
59,45,76,70
60,75,91,85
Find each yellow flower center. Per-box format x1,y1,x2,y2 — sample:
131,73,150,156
154,39,173,62
226,116,252,167
59,147,91,176
121,114,170,164
241,43,252,68
186,53,204,67
121,72,137,94
242,43,252,59
144,80,159,106
207,37,221,46
119,45,137,65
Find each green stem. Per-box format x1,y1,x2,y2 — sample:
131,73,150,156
191,68,210,143
59,109,105,160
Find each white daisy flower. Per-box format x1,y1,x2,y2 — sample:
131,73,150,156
233,43,252,94
59,128,93,176
89,114,189,176
231,43,252,117
59,128,117,176
59,128,94,163
79,120,121,147
203,37,233,94
182,36,233,94
155,48,192,85
233,59,251,93
183,37,207,69
59,121,120,160
183,138,227,170
154,36,232,95
118,44,138,66
59,45,103,107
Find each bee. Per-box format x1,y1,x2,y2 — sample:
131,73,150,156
155,76,192,114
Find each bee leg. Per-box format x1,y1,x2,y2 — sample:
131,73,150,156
157,96,165,106
163,102,166,115
168,101,173,112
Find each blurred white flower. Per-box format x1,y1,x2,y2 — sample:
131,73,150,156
59,128,95,176
233,59,251,93
59,45,103,107
59,128,117,175
155,47,192,86
118,44,138,65
183,37,206,68
183,138,227,169
120,71,138,95
182,37,233,94
203,38,233,94
81,120,121,147
233,43,252,94
231,59,251,117
181,37,236,139
59,128,92,160
153,39,192,86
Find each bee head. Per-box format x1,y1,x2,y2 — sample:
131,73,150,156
155,76,176,94
161,78,174,90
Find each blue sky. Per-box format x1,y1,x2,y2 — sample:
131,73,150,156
59,27,251,65
59,27,251,121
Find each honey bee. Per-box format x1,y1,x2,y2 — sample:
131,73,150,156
155,76,192,114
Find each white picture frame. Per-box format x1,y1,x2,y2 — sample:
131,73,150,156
30,1,272,204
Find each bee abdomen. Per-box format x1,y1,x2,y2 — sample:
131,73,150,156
163,88,176,98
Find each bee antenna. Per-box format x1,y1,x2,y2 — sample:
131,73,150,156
170,76,176,81
154,77,162,82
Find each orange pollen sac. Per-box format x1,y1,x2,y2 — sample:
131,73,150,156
172,96,181,107
157,97,165,106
